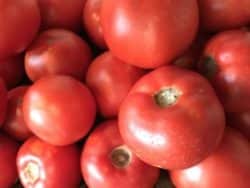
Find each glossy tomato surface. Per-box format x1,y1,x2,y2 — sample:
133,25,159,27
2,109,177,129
25,29,92,82
86,52,145,118
171,127,250,188
17,137,81,188
0,78,8,126
101,0,199,68
22,75,96,146
119,66,225,170
0,0,40,60
81,120,160,188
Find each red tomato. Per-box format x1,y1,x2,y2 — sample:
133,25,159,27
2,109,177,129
101,0,199,68
0,79,7,126
0,0,40,60
3,86,33,141
170,127,250,188
119,66,225,170
37,0,86,32
25,29,92,82
198,0,250,32
22,75,96,146
0,133,19,188
81,120,160,188
198,29,250,112
17,137,81,188
86,52,145,118
83,0,106,48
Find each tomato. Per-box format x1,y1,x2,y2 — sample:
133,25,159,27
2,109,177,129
170,127,250,188
22,75,96,146
0,0,40,60
101,0,199,68
198,29,250,112
17,137,81,188
3,86,33,141
0,79,7,126
119,66,225,170
86,52,145,118
83,0,106,48
0,133,19,188
37,0,86,32
25,29,92,82
198,0,250,32
81,120,159,188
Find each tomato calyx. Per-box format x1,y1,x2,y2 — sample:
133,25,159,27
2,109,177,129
23,162,40,184
154,88,181,107
110,146,131,168
199,56,218,80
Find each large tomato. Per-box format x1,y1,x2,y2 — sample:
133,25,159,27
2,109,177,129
0,78,8,126
198,29,250,112
25,29,92,82
0,0,40,60
170,127,250,188
17,137,81,188
81,120,159,188
119,66,225,170
22,75,96,146
86,52,145,118
101,0,199,68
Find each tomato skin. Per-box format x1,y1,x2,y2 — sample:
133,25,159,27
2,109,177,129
0,133,19,188
119,66,225,170
101,0,199,68
37,0,86,32
22,75,96,146
86,52,145,118
17,137,81,188
3,86,33,141
81,120,160,188
0,79,8,126
0,0,40,60
199,30,250,113
25,29,92,82
170,127,250,188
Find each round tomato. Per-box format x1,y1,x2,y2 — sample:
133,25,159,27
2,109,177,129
0,78,8,126
101,0,199,68
170,127,250,188
0,133,19,188
81,120,159,188
86,52,145,118
17,137,81,188
3,86,33,141
0,0,40,60
25,29,92,82
119,66,225,170
198,29,250,112
22,75,96,146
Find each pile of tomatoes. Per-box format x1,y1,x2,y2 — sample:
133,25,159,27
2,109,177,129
0,0,250,188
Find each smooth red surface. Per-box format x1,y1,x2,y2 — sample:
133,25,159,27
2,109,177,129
22,75,96,146
3,86,33,141
25,29,92,82
101,0,199,68
81,120,160,188
0,78,8,126
0,0,40,60
119,66,225,169
86,52,145,118
17,137,81,188
171,127,250,188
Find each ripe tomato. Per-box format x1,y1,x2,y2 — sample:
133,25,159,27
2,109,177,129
86,52,145,118
17,137,81,188
25,29,92,82
3,86,33,141
22,75,96,146
81,120,160,188
83,0,106,48
37,0,86,32
0,133,19,188
198,29,250,112
119,66,225,170
101,0,199,68
198,0,250,32
0,0,40,60
0,79,8,126
170,127,250,188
